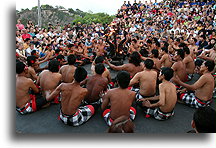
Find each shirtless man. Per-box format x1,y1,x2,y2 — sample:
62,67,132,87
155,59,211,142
105,51,144,78
59,54,77,83
183,47,195,76
129,39,141,54
37,59,62,103
91,56,111,83
188,38,198,59
16,61,48,114
173,60,215,108
101,71,136,126
171,49,188,83
46,67,95,126
81,63,108,109
150,49,161,72
26,55,38,81
160,47,173,68
198,46,215,62
138,67,176,120
129,59,157,98
95,38,107,56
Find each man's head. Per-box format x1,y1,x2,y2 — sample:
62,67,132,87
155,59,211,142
16,61,28,74
144,59,154,70
174,49,184,61
67,54,76,65
151,49,159,58
116,71,130,89
27,55,37,67
95,63,105,75
159,67,174,81
48,59,60,72
56,55,65,64
200,60,215,73
74,67,87,82
95,56,104,64
129,51,141,66
183,46,190,55
192,106,216,133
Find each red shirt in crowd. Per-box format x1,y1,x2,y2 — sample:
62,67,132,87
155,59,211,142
22,33,31,40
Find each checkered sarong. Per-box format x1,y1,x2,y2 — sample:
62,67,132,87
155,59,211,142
60,105,94,126
180,93,212,109
16,102,34,115
16,95,37,115
103,107,136,126
146,108,174,121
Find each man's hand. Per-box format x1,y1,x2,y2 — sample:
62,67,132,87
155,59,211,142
45,90,51,98
142,100,151,107
172,75,180,84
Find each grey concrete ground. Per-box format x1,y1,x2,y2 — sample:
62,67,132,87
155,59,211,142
16,60,216,133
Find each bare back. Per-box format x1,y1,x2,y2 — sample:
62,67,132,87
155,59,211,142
16,76,35,108
172,61,187,82
183,55,195,74
38,70,62,96
60,83,88,115
59,65,76,83
133,70,157,96
159,81,177,112
108,88,136,120
124,63,144,78
84,75,108,103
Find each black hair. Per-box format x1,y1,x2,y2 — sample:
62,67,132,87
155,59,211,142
147,39,152,44
55,49,61,55
193,106,216,133
95,63,105,75
16,61,26,74
192,38,197,43
161,67,174,81
27,55,37,67
95,56,104,64
151,49,159,58
144,59,154,69
204,60,215,72
195,59,204,67
129,51,141,66
31,50,38,55
161,47,168,53
56,55,65,62
177,49,185,59
74,67,87,82
116,71,130,89
48,59,60,72
67,54,76,65
179,43,186,48
183,46,190,54
131,39,137,43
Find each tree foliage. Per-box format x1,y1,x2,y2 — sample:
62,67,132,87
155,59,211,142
72,12,115,25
